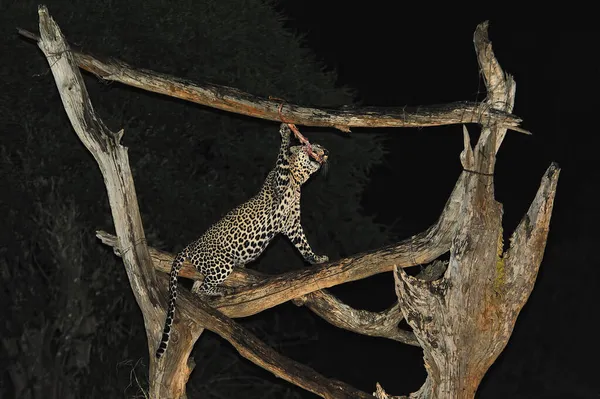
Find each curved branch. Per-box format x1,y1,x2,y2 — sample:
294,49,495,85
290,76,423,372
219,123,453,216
294,262,447,346
18,28,529,134
296,290,419,346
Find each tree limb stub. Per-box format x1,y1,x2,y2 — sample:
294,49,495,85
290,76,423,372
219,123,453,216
503,162,560,312
473,20,518,155
17,28,529,134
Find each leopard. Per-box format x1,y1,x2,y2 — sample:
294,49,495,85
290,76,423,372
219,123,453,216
156,123,329,358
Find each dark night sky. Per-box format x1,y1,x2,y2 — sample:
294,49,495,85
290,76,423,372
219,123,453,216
274,4,599,398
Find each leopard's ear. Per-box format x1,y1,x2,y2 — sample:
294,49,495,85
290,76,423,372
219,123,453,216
289,146,301,155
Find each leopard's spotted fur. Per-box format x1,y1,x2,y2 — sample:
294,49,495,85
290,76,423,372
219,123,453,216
156,123,328,358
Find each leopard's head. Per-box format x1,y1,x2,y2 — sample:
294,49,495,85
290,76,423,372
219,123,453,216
289,143,328,185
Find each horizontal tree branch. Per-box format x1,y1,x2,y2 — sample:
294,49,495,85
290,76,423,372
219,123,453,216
18,28,529,134
295,291,419,346
98,230,419,346
292,262,447,346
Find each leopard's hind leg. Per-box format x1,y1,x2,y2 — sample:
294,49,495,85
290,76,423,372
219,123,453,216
191,265,234,297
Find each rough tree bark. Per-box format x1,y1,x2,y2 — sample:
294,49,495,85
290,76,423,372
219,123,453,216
29,7,557,399
376,23,559,399
17,28,530,135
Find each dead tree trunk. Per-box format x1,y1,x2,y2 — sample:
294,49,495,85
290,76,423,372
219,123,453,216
377,23,559,399
28,7,557,399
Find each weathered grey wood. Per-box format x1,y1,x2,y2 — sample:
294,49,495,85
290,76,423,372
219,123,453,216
18,28,529,134
382,22,560,399
295,290,419,346
292,261,446,346
34,7,207,398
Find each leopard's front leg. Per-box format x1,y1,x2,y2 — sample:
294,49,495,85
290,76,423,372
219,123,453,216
283,204,328,265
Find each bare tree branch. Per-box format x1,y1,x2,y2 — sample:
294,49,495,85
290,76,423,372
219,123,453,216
294,291,418,346
503,162,560,304
18,28,529,134
99,230,420,346
374,382,408,399
474,23,515,152
293,261,446,346
35,4,161,337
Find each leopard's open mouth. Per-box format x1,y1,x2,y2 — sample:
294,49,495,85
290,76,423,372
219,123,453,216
306,145,328,165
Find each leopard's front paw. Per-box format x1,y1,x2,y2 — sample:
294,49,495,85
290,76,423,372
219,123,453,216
311,254,329,264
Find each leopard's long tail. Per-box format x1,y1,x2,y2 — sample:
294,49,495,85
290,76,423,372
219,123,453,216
156,249,187,358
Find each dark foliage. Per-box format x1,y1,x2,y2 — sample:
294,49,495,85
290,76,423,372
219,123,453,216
0,1,388,398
